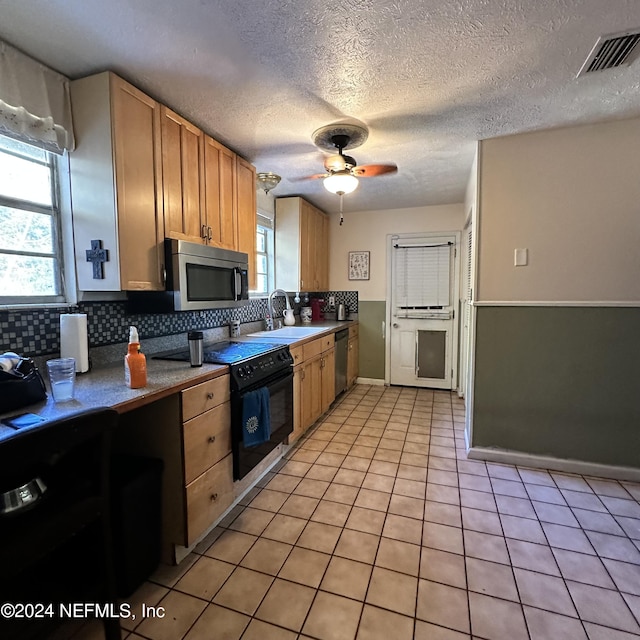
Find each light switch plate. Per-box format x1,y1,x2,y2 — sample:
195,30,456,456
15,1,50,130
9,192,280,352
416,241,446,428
328,295,335,307
514,248,528,266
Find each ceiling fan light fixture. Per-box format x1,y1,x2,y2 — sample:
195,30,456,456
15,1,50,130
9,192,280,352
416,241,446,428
256,172,281,194
323,171,359,195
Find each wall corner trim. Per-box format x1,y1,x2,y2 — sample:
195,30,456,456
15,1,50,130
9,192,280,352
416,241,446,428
467,447,640,482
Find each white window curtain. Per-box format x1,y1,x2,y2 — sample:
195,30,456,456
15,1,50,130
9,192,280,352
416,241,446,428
394,241,452,316
0,40,75,154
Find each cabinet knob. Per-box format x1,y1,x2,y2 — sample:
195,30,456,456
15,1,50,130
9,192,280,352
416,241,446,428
206,392,214,400
210,493,219,501
208,435,216,444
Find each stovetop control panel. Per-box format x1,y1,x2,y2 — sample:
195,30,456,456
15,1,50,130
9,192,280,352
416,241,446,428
230,347,293,390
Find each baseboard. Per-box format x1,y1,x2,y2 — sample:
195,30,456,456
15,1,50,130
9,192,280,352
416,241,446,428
467,446,640,482
355,377,385,386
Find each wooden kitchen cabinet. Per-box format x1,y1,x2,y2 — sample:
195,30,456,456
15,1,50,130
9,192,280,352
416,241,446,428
347,324,359,388
180,375,234,546
70,72,165,291
161,106,205,243
236,156,258,290
275,196,329,292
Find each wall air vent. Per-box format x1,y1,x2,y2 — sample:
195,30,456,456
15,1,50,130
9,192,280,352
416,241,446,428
577,30,640,77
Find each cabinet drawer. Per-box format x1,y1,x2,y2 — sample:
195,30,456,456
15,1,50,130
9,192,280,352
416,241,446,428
289,344,303,365
181,374,230,421
183,402,231,484
349,324,359,338
321,334,334,351
303,337,324,360
185,453,233,545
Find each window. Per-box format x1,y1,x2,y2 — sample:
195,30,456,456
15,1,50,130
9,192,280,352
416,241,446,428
253,211,274,296
0,134,65,304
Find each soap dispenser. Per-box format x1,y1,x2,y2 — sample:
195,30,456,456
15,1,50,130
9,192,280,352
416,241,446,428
124,326,147,388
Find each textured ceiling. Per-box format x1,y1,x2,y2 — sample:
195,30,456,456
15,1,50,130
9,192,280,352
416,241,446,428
2,0,640,214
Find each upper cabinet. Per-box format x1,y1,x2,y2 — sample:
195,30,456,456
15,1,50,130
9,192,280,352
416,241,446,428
236,157,257,291
70,72,165,291
161,107,205,243
70,71,258,292
275,196,329,292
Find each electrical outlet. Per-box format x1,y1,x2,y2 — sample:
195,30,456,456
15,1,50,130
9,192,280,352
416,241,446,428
328,295,335,307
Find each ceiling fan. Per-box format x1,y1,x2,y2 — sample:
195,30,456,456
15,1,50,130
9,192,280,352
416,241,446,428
300,123,398,224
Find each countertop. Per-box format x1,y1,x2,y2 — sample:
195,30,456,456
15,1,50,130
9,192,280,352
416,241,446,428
0,320,357,437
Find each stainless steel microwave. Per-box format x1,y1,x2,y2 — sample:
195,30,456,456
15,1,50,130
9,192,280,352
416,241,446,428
127,239,249,312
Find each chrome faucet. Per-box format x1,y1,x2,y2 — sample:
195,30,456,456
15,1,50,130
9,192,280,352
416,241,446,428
266,289,291,330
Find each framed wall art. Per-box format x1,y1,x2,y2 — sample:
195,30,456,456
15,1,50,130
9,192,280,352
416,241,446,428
348,251,370,280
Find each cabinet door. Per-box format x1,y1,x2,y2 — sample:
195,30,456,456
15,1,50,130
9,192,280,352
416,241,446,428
111,75,165,290
203,136,237,250
236,156,257,290
161,106,205,243
321,347,336,414
299,201,314,291
287,365,304,444
318,211,329,290
301,355,322,429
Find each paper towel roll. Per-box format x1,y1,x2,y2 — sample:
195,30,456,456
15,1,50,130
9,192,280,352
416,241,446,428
60,314,89,373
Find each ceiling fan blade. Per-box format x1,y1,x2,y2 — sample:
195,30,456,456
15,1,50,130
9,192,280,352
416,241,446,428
291,173,329,181
352,164,398,177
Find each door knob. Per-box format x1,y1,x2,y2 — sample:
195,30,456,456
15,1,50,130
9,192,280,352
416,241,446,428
393,323,399,328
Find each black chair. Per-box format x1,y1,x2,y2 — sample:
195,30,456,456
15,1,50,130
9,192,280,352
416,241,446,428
0,407,120,640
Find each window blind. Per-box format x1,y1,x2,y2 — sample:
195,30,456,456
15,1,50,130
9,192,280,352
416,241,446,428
393,242,452,315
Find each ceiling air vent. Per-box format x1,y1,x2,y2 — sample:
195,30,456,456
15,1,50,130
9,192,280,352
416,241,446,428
577,30,640,76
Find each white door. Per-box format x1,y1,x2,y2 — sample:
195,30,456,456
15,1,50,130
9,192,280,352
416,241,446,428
388,233,459,390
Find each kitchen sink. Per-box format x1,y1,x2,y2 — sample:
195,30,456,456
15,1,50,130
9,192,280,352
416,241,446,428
246,326,327,338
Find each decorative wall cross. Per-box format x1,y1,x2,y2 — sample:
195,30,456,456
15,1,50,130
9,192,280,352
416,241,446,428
85,239,109,279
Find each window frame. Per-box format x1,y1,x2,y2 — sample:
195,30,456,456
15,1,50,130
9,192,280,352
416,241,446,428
251,210,275,297
0,134,74,308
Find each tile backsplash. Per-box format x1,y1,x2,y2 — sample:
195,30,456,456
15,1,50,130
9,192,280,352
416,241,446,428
1,291,358,357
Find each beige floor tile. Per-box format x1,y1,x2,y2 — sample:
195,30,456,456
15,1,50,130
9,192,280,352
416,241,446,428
204,530,257,564
426,483,460,506
136,590,207,640
212,567,273,615
293,477,330,498
120,581,169,632
397,464,428,482
422,521,464,555
279,494,319,518
239,538,292,575
355,488,391,512
278,546,331,587
333,468,366,487
495,494,537,518
321,556,373,600
341,455,373,471
325,441,352,455
459,488,497,511
586,530,640,564
460,506,502,535
192,526,224,554
306,464,339,482
383,513,423,545
260,513,307,544
506,538,560,576
350,445,377,459
183,603,250,640
552,547,615,587
173,555,234,601
345,506,386,535
541,522,596,554
420,547,467,589
514,568,577,616
302,591,363,640
249,488,290,512
375,537,421,576
414,620,470,639
356,604,415,640
292,449,322,464
602,556,640,595
335,529,381,564
586,477,631,499
468,592,528,640
149,554,198,587
279,460,312,477
227,506,274,536
416,579,469,634
567,580,640,633
463,530,510,564
500,513,547,543
241,618,298,639
324,482,360,505
362,472,395,493
316,452,347,467
254,578,316,631
523,606,588,640
561,489,607,512
367,460,399,477
389,494,424,520
378,437,404,451
366,566,418,616
311,499,352,526
466,557,519,601
393,478,426,499
374,448,402,463
296,520,342,553
265,473,302,494
424,501,461,528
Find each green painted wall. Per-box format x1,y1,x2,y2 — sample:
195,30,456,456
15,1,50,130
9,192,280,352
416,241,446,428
358,301,386,380
472,306,640,467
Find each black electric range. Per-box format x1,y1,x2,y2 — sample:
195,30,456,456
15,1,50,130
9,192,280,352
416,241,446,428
154,340,293,391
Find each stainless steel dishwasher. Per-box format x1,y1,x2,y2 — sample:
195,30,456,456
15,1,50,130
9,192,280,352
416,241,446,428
335,329,349,397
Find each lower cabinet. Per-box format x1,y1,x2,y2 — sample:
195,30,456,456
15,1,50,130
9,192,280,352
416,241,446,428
347,324,359,388
180,375,234,546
